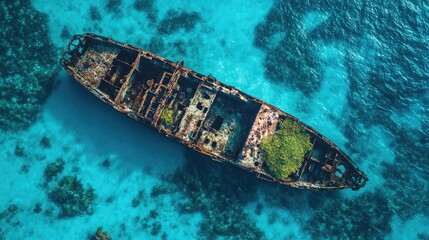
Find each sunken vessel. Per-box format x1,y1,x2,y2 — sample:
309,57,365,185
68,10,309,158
61,33,368,190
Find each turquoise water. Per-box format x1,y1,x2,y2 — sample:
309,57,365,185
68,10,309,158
1,0,428,239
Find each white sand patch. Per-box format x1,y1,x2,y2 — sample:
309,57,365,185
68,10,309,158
301,11,330,33
389,215,429,240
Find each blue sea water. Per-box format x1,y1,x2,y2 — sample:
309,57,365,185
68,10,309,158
0,0,428,239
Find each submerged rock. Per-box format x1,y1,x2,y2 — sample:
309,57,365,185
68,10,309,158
40,136,51,148
33,203,42,214
158,10,202,35
131,190,145,208
48,176,96,218
0,0,59,131
0,204,18,222
44,158,65,181
14,144,25,157
150,221,161,236
90,226,112,240
306,192,393,239
165,151,263,239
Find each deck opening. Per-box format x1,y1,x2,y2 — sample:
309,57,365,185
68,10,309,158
154,74,201,130
195,92,261,159
211,116,224,130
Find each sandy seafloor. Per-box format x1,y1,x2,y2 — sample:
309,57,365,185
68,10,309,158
1,0,428,239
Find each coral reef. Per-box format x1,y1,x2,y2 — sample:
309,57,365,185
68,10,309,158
165,150,263,239
133,0,157,23
254,203,263,215
150,221,161,236
89,6,102,21
90,227,111,240
158,10,202,35
105,0,122,13
44,158,65,181
0,0,59,131
40,136,51,148
48,176,96,218
60,26,72,40
150,183,174,198
306,192,393,239
140,210,162,237
20,164,29,173
255,0,429,228
325,0,429,221
101,158,111,168
33,203,42,214
0,205,18,223
14,144,26,157
133,0,154,12
382,162,429,220
253,0,321,95
131,190,145,208
0,204,21,232
146,35,165,54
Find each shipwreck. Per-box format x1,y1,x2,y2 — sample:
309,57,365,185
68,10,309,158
61,33,368,190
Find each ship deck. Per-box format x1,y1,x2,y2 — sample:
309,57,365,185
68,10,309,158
61,33,368,190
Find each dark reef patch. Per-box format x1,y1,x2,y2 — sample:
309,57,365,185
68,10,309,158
133,0,158,25
163,150,263,239
105,0,122,13
131,190,145,208
133,0,154,12
256,0,429,225
158,10,202,35
44,158,65,182
334,0,428,221
254,0,322,95
0,0,59,131
60,26,71,40
89,6,102,21
0,204,18,224
147,35,165,54
48,176,96,218
306,192,394,239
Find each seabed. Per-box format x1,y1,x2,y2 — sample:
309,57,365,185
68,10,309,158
0,0,428,239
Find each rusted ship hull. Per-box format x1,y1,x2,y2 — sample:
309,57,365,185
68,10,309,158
61,33,368,190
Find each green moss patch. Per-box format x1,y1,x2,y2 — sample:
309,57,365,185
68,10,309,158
159,109,174,127
260,118,312,179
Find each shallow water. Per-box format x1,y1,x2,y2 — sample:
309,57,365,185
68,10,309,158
1,0,428,239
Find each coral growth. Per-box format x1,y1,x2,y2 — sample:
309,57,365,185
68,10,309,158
44,158,65,181
0,0,59,131
131,190,145,208
158,10,202,35
33,203,42,214
90,227,111,240
0,205,18,223
165,150,263,239
133,0,154,12
48,176,96,218
105,0,122,13
306,192,393,239
253,0,322,95
40,136,51,148
14,144,26,157
88,6,102,21
150,183,174,198
150,221,161,236
255,0,429,229
140,210,162,237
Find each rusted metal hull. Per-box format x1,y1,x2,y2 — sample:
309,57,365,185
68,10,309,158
61,33,368,190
